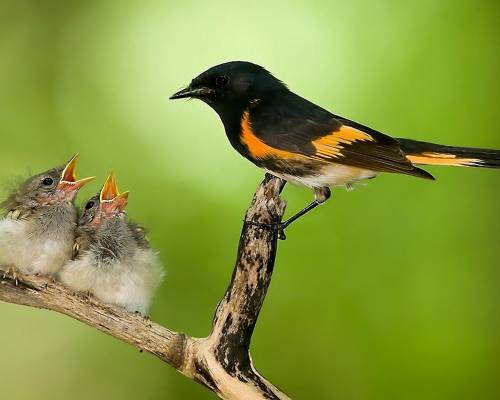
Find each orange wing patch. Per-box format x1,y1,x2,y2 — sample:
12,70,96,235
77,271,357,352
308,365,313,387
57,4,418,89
240,111,301,159
312,126,374,159
240,112,374,161
406,152,482,166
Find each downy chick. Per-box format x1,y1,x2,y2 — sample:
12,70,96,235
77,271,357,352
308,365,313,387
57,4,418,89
58,173,164,314
0,155,94,275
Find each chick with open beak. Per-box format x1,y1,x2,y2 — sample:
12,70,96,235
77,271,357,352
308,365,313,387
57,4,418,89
58,173,164,314
0,155,94,276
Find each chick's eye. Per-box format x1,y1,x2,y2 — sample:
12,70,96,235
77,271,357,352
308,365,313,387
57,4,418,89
215,75,229,87
42,177,54,186
85,201,95,210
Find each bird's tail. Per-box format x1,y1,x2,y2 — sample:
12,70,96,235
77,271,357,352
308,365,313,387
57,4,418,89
398,138,500,169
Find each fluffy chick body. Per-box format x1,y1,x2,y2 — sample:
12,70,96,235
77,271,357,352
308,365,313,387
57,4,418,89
0,156,92,275
0,204,76,275
59,194,164,314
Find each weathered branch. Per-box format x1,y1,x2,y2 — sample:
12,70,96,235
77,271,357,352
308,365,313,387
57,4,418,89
0,176,289,400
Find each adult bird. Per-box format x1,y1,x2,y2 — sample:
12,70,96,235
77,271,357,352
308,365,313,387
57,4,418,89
170,61,500,238
0,155,94,276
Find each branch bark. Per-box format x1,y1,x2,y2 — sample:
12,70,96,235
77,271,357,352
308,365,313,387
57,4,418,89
0,176,290,400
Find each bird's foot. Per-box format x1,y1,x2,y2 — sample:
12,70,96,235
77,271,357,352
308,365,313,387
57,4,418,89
75,291,93,302
278,227,286,240
244,220,288,240
35,272,56,283
6,209,21,220
2,266,19,285
277,220,294,240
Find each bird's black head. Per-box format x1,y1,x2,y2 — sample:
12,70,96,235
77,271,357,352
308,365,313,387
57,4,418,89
170,61,287,116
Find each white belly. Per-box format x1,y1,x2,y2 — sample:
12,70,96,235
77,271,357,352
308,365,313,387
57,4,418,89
267,163,377,188
0,218,72,275
58,248,164,314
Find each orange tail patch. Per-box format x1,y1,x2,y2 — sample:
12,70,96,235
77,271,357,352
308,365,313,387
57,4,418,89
406,152,482,166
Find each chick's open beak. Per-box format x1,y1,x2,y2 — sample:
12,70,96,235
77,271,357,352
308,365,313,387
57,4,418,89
100,172,129,214
100,172,119,201
58,154,95,192
110,191,129,213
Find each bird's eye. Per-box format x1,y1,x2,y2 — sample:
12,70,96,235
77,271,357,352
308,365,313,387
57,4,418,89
42,177,54,186
85,201,95,210
215,75,229,87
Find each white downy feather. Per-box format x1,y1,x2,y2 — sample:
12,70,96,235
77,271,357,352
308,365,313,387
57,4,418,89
59,247,164,314
0,217,73,275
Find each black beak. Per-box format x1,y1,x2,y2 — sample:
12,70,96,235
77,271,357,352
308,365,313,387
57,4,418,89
169,86,215,100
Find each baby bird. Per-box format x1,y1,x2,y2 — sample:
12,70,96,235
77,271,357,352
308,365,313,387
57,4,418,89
0,155,94,276
58,173,164,314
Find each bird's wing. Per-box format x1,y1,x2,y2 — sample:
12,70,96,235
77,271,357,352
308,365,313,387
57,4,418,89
4,207,34,220
73,228,91,259
128,221,150,249
244,93,433,179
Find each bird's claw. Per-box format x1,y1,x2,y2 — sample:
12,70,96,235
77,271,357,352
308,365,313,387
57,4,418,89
6,210,21,220
278,226,287,240
35,273,56,286
2,267,19,285
72,242,80,259
244,220,288,240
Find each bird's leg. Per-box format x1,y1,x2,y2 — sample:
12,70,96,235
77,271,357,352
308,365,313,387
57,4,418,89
2,266,19,285
244,173,286,232
35,272,56,283
244,186,331,240
278,187,331,240
6,210,21,220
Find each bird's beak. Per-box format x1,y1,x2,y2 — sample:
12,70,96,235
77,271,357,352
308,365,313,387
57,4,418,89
100,172,119,201
58,154,95,192
100,172,129,214
110,191,129,213
169,85,215,100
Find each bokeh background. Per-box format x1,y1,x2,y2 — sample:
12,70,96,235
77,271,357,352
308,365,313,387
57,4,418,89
0,1,499,399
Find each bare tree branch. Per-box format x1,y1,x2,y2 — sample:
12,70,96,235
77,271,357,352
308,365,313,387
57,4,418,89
0,176,290,400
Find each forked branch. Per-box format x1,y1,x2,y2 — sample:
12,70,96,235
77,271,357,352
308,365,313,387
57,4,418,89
0,176,290,400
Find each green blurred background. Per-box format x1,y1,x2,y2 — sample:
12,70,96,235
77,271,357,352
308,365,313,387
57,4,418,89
0,1,499,399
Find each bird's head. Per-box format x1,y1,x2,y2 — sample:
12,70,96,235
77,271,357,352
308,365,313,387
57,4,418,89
4,154,94,209
170,61,287,115
79,172,129,229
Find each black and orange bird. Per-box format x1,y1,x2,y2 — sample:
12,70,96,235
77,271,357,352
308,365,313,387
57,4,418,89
170,61,500,238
